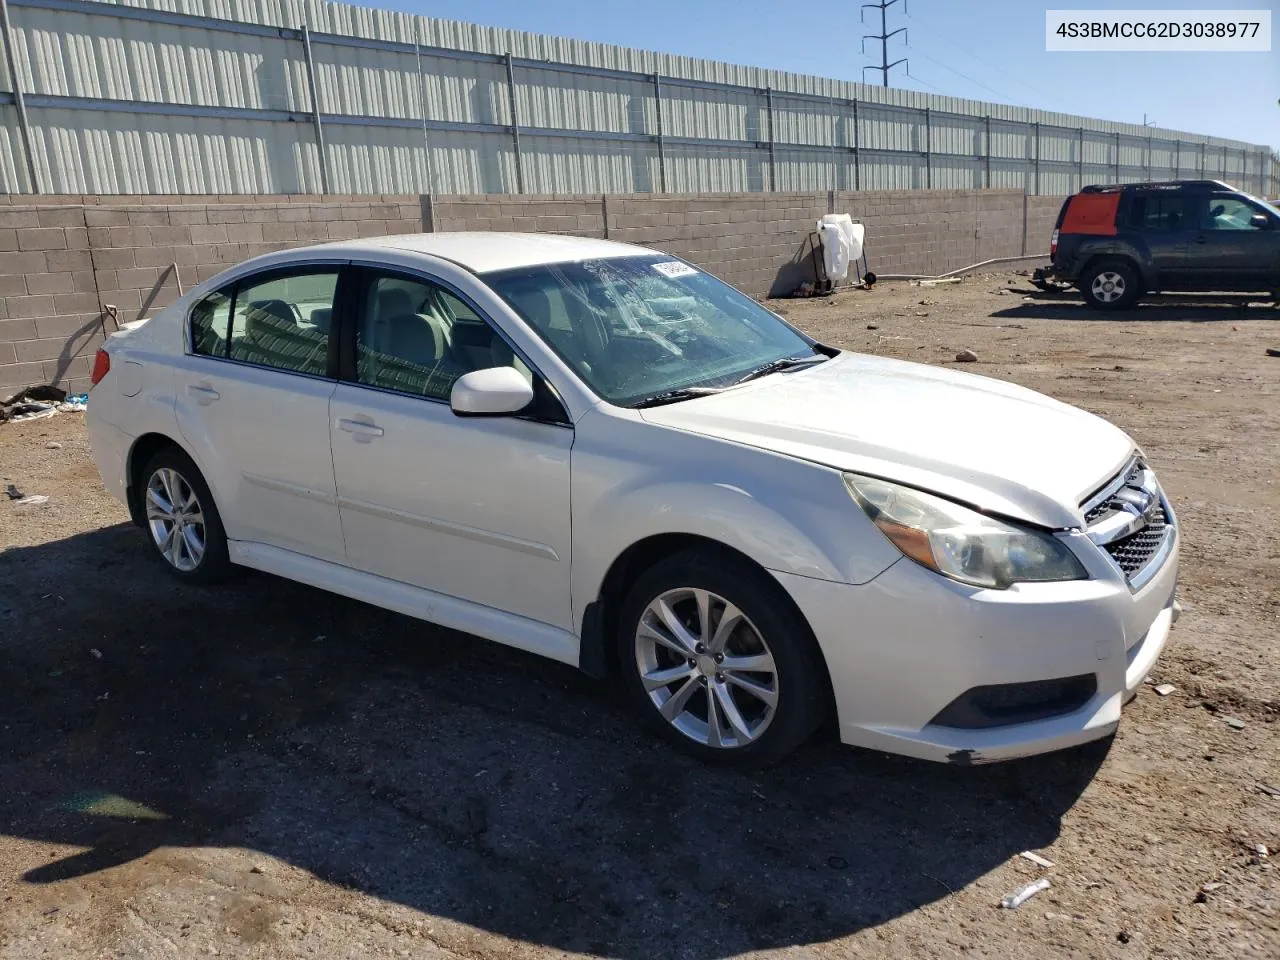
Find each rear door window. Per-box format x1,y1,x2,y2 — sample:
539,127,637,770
1127,195,1188,232
227,271,339,376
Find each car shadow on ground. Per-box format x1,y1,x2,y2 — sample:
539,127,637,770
995,290,1278,323
1,524,1107,958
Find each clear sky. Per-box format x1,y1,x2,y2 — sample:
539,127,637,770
374,0,1279,150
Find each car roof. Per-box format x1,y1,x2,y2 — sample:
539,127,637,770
1077,179,1236,195
286,232,657,274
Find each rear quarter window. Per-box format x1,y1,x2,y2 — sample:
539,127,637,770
1061,194,1120,236
190,290,232,356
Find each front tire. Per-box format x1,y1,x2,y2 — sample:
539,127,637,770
140,448,231,584
615,549,828,767
1081,260,1141,310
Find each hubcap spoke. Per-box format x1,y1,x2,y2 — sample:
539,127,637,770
724,671,778,709
651,597,699,653
719,651,774,673
146,486,175,518
709,602,744,654
713,683,753,742
181,522,204,564
660,676,700,721
692,589,713,647
638,618,690,657
642,663,696,691
706,686,724,747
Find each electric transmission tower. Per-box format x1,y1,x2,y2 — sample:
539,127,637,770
861,0,907,88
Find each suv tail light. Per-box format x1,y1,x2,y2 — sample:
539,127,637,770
1050,228,1059,257
90,348,111,387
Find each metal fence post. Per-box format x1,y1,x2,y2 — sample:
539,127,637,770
827,94,836,193
1199,141,1206,178
414,30,435,196
0,0,38,193
1077,127,1084,190
1032,120,1040,195
1144,134,1152,181
1222,144,1228,183
1173,138,1179,180
852,97,861,192
984,115,991,188
923,106,931,189
1114,131,1121,183
653,73,667,194
503,52,525,194
764,86,776,192
300,24,330,194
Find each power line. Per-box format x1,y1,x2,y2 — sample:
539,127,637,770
907,47,1011,102
903,8,1071,110
860,0,908,88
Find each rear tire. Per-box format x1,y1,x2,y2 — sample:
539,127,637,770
1080,260,1141,310
615,548,828,767
139,448,231,584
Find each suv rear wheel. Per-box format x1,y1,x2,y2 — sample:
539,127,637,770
1081,260,1140,310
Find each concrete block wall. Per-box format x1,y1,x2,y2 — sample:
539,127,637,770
1,197,421,395
2,188,1060,394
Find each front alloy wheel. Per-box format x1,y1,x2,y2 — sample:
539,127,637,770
617,549,828,766
635,587,779,749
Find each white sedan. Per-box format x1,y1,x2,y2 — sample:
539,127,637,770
86,233,1179,766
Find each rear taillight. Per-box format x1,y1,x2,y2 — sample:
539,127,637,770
1050,228,1059,257
90,348,111,387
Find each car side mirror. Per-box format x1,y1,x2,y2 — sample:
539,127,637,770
1249,213,1271,229
449,366,535,417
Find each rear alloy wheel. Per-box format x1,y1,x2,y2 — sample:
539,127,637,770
141,449,230,583
1081,260,1140,310
617,550,827,766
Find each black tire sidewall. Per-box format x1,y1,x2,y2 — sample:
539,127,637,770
140,448,231,584
614,549,828,767
1082,260,1140,310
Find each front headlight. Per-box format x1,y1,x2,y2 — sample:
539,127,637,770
844,474,1087,589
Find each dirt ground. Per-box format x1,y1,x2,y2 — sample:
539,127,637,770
1,274,1277,960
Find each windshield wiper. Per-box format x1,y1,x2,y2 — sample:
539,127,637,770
732,352,829,386
629,386,725,408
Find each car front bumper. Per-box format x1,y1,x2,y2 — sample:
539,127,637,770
772,532,1179,764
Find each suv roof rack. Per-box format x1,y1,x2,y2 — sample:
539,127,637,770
1079,179,1235,194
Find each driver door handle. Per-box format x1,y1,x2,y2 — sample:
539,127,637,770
186,384,220,403
338,418,384,438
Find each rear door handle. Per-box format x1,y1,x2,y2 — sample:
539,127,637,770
337,418,384,438
186,384,220,403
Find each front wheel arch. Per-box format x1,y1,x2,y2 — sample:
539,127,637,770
580,534,832,695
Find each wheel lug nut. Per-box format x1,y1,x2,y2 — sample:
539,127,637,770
698,676,707,685
687,658,696,668
694,643,706,654
715,673,725,683
714,653,724,663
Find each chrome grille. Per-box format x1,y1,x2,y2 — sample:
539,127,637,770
1082,458,1174,585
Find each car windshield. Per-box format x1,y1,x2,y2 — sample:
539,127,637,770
484,255,822,406
1245,193,1280,219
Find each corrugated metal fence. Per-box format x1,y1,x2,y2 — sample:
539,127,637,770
0,0,1275,197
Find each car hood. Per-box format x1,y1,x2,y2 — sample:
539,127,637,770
639,352,1134,529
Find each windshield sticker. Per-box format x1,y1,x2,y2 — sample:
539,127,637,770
651,261,698,279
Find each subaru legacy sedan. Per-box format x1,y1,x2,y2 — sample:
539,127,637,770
86,233,1179,766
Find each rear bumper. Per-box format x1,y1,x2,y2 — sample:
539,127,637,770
85,408,132,510
773,531,1179,764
